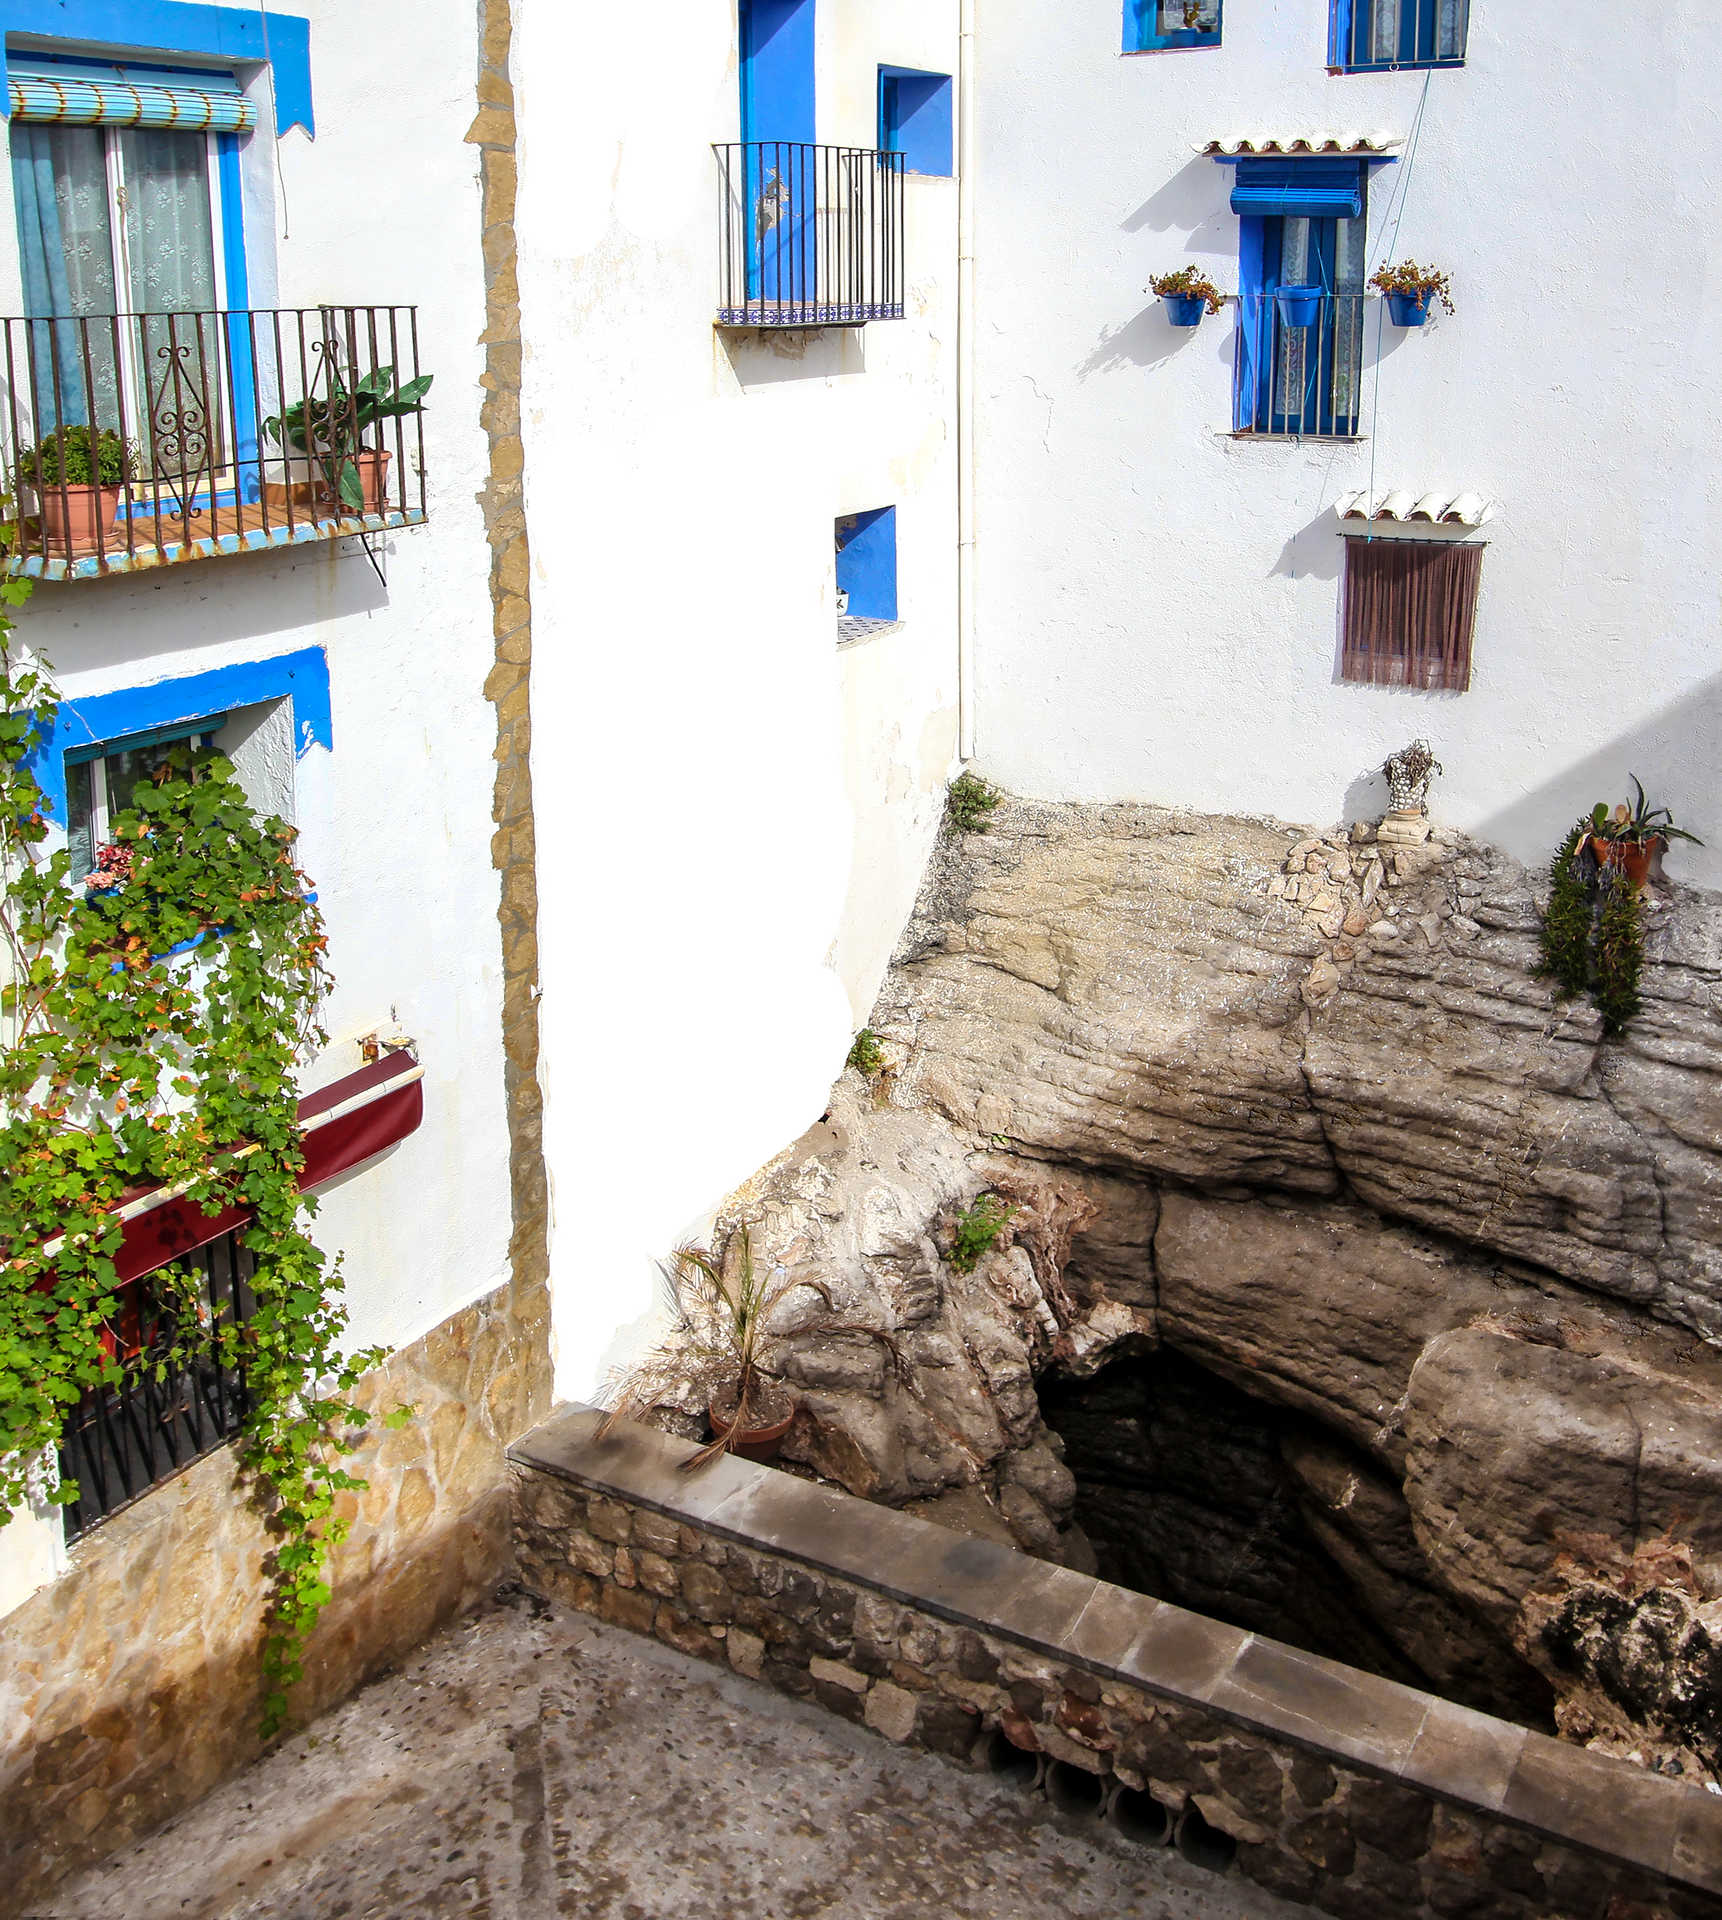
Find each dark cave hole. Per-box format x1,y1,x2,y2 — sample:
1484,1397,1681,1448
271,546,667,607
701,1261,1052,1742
1038,1347,1557,1734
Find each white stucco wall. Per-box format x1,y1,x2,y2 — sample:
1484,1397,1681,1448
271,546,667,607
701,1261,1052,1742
515,0,962,1399
0,0,511,1614
969,0,1722,885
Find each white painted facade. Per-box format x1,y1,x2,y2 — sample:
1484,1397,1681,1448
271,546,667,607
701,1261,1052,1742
0,0,513,1614
514,1,963,1397
968,0,1722,887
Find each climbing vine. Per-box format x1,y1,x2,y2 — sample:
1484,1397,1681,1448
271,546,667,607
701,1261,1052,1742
0,598,398,1737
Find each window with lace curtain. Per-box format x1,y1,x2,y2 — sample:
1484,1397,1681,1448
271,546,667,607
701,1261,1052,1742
1332,0,1469,71
1126,0,1222,52
8,60,242,477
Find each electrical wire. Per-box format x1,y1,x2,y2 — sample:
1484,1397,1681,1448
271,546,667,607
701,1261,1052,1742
1362,71,1432,536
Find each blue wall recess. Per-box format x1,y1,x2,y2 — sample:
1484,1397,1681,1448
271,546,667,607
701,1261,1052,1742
878,66,952,178
836,507,898,622
739,0,815,145
29,646,332,822
0,2,314,136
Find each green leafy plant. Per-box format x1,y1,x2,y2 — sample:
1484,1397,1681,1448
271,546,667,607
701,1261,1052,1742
947,771,1002,835
0,624,396,1739
1585,776,1703,851
846,1029,885,1076
1593,870,1644,1038
264,360,433,513
1538,823,1593,1000
946,1192,1016,1275
19,425,136,488
1368,260,1456,316
1148,265,1225,314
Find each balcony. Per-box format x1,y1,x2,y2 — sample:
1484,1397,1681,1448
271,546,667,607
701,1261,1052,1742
1,305,427,582
715,143,906,329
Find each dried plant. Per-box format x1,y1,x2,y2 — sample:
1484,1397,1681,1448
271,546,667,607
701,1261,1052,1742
1368,259,1455,316
598,1225,903,1471
1148,265,1226,314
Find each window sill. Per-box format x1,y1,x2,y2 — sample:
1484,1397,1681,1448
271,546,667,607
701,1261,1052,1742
8,505,427,584
1328,59,1465,73
838,615,904,648
1123,39,1222,54
1226,430,1367,445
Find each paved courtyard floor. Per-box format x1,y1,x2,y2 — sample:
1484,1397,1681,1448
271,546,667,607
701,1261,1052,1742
46,1589,1312,1920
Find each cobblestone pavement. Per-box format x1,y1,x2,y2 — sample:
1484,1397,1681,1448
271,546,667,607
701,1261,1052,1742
46,1591,1312,1920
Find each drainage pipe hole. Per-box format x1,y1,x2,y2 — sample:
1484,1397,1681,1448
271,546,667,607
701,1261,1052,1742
1107,1783,1173,1847
1176,1803,1239,1873
1044,1759,1108,1817
982,1727,1042,1791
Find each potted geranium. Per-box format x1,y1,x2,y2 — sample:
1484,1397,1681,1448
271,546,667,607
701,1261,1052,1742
1369,260,1455,328
19,425,136,549
1149,265,1225,329
1582,778,1702,888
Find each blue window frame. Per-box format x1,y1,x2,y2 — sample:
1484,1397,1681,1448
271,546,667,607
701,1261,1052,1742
1331,0,1468,71
836,506,897,621
1125,0,1221,52
1235,214,1366,438
878,66,952,178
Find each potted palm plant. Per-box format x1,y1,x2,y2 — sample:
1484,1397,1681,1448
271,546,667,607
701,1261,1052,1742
597,1225,825,1467
1149,265,1225,329
1369,260,1455,328
19,425,137,549
263,361,432,517
1581,777,1702,888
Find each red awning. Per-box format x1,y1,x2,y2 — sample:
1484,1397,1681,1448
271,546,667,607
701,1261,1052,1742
110,1050,424,1284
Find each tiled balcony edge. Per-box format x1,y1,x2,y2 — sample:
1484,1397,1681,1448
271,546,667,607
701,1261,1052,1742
8,507,428,582
510,1405,1722,1902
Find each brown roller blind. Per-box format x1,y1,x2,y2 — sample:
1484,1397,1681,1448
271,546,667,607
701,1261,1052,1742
1341,537,1483,692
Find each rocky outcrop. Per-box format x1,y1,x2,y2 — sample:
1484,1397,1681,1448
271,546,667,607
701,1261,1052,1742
711,799,1722,1776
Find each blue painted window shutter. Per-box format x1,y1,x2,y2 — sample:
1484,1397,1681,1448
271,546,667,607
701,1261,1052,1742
1229,159,1365,221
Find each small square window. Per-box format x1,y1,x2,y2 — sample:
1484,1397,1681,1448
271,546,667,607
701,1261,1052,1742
878,67,953,177
1126,0,1221,52
1340,538,1483,692
1332,0,1468,71
836,506,898,637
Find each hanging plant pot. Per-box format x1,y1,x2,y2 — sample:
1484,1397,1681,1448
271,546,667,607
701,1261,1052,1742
1162,294,1206,328
1386,291,1432,328
1275,285,1323,329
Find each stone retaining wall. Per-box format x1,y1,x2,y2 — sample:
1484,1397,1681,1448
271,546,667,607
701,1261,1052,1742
511,1409,1722,1920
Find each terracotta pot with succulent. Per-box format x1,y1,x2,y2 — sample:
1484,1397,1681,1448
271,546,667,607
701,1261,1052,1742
1149,265,1226,329
1582,777,1702,888
599,1224,891,1468
1368,260,1455,328
19,425,137,549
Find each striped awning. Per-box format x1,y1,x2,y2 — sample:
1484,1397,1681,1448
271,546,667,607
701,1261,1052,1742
8,74,255,134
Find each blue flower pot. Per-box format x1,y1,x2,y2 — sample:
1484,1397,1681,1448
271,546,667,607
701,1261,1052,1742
1163,294,1206,328
1275,285,1323,329
1386,290,1431,327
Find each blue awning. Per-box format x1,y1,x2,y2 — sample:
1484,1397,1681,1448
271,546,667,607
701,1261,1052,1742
1229,158,1366,220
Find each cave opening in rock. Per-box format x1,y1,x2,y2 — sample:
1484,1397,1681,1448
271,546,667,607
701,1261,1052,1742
1038,1345,1559,1735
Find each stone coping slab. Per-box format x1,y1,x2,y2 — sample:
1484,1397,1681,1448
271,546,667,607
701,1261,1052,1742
510,1406,1722,1900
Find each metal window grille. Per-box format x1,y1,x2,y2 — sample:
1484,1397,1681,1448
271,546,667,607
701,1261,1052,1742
715,143,906,328
57,1229,257,1541
3,304,427,574
1236,291,1366,437
1336,0,1467,69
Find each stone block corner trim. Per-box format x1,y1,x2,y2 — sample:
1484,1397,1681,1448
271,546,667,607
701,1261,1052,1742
509,1407,1722,1914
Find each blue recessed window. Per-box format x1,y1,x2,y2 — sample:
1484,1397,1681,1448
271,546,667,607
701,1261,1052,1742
1125,0,1221,52
1332,0,1468,71
836,506,898,625
878,66,953,177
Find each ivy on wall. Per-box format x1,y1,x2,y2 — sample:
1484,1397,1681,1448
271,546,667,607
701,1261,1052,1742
0,585,402,1737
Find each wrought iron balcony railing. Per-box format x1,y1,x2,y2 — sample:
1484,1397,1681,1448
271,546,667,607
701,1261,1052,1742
1,304,427,580
715,142,906,329
1234,290,1366,439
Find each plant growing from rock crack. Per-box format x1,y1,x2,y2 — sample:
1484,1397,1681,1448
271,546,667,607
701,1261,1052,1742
1538,823,1593,1000
947,772,1002,835
946,1192,1016,1274
846,1028,884,1076
0,611,404,1740
1593,870,1644,1039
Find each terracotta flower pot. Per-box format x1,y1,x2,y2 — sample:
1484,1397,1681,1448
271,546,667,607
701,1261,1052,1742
708,1380,796,1462
263,448,392,518
1588,835,1662,887
35,482,123,552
